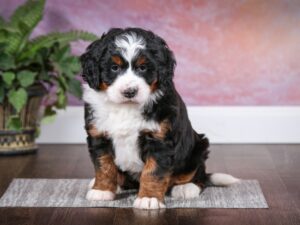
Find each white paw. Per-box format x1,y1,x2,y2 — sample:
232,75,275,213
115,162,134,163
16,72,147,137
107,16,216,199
88,178,122,193
86,189,115,201
171,183,201,199
133,197,166,210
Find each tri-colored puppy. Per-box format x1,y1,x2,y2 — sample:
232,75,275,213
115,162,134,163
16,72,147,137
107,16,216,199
81,28,239,210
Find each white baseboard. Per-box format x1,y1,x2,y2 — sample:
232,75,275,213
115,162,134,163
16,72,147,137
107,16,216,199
36,106,300,144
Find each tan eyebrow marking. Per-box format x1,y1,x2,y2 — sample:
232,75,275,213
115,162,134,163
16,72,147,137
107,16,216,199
112,55,123,66
136,56,146,66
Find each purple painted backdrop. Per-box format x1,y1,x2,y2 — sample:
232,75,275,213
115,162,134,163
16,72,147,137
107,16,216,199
1,0,300,105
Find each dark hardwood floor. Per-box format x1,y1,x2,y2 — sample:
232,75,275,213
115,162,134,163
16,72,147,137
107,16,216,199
0,144,299,225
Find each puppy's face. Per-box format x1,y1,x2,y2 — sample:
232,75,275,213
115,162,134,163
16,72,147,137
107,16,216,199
101,33,157,104
81,28,176,105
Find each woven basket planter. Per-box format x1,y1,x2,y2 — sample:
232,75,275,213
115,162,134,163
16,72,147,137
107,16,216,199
0,85,46,155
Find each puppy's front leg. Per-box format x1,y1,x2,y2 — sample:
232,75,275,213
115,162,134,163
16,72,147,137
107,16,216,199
133,157,170,209
87,153,118,201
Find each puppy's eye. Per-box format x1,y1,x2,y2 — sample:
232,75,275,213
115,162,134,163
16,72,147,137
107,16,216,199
111,64,120,72
138,65,147,72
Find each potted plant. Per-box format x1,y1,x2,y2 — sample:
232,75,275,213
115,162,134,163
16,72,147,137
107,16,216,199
0,0,97,155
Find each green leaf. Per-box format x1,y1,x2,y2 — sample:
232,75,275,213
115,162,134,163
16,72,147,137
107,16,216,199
8,88,28,113
67,79,82,98
0,43,7,51
52,61,76,78
0,86,4,103
41,106,57,124
52,44,71,62
56,89,67,109
1,32,22,54
41,113,56,124
50,45,80,78
69,57,81,73
55,75,68,91
0,53,15,70
62,57,81,77
6,115,22,130
2,72,15,86
17,70,37,87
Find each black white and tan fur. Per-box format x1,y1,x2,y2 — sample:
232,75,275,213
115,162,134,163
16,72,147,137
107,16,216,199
81,28,239,210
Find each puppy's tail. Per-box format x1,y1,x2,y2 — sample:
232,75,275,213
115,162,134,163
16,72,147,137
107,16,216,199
205,173,240,187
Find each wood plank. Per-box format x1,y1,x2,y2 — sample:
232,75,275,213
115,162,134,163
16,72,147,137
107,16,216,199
113,208,177,225
0,144,300,225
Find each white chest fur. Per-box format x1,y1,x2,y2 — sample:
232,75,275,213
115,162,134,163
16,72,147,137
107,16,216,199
83,84,159,173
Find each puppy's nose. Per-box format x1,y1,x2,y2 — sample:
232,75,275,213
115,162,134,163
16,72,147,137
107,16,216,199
122,88,138,98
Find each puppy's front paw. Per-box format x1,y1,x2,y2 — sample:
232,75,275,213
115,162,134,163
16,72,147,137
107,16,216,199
86,189,115,201
133,197,166,210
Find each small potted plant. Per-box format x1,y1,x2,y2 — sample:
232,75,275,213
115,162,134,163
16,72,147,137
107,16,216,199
0,0,97,154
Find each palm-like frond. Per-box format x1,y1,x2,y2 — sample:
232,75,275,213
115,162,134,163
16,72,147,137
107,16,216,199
10,0,45,29
29,30,98,47
5,0,45,54
19,30,98,59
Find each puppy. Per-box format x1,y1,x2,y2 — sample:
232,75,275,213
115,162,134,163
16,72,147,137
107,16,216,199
80,28,239,209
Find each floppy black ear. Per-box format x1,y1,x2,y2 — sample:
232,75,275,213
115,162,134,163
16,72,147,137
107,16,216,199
80,28,124,90
160,43,176,86
80,39,104,90
150,35,176,89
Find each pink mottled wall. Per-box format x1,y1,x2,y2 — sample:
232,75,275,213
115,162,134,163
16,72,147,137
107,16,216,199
1,0,300,105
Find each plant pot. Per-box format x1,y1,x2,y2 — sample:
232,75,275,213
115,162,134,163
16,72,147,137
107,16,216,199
0,85,47,155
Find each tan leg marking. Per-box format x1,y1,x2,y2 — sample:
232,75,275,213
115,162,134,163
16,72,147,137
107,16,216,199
138,157,170,202
93,154,118,193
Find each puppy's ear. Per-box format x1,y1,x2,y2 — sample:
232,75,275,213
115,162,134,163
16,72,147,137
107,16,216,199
151,35,176,89
80,28,123,90
160,43,176,87
80,38,104,90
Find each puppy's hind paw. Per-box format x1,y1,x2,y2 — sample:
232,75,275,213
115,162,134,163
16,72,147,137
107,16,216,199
171,183,201,199
86,189,115,201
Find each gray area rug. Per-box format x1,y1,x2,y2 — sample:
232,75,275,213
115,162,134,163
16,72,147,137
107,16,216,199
0,179,268,208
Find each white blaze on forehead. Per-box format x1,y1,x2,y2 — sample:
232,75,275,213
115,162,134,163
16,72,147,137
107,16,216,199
114,32,145,62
